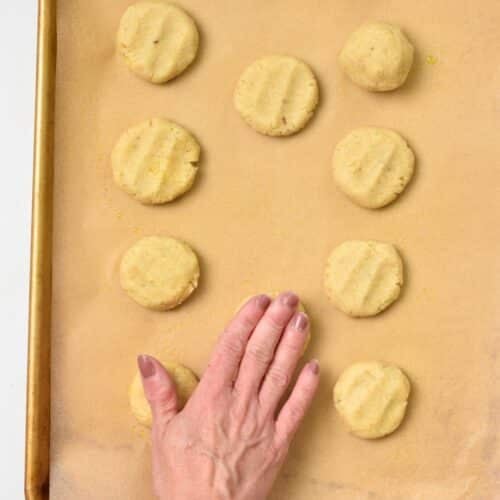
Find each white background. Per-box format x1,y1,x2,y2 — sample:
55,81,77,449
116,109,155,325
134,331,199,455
0,1,38,498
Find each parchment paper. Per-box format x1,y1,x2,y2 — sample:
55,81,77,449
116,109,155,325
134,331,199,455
50,1,500,498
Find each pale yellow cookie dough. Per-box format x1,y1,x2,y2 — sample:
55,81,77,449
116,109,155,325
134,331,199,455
129,357,198,427
234,55,319,136
339,22,414,91
333,127,415,209
112,118,200,205
238,293,311,353
117,0,199,84
324,240,403,317
120,236,200,310
333,361,411,439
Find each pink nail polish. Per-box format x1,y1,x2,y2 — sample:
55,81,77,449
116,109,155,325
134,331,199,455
138,355,156,378
309,359,320,375
256,294,271,309
293,312,309,332
281,291,299,308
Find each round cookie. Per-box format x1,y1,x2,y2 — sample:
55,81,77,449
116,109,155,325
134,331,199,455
117,0,199,84
234,55,319,136
120,236,200,310
130,357,198,427
112,118,200,205
333,361,411,439
324,240,403,317
339,22,414,91
238,293,311,353
333,127,415,209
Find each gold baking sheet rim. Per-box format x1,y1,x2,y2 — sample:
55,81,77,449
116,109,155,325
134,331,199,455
25,0,55,498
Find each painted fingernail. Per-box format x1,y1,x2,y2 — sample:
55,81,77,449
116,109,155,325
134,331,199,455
293,312,309,332
138,355,156,378
309,359,320,375
256,294,271,309
281,291,299,308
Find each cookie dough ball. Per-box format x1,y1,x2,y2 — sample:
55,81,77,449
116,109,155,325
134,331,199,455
339,22,414,91
117,1,199,83
112,118,200,205
130,358,198,427
120,236,200,310
234,55,319,136
334,361,411,438
238,293,311,353
324,240,403,317
333,128,415,209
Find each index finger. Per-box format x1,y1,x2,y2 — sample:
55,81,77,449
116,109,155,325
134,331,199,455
201,294,271,393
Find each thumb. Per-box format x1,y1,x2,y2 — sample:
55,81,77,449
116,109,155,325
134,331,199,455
138,355,179,427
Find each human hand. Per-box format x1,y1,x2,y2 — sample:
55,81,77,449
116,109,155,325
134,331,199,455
138,292,320,500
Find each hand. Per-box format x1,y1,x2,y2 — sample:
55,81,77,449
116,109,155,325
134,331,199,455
138,292,320,500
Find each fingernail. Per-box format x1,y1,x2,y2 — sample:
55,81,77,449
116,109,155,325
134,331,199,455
256,294,271,309
138,355,156,378
281,291,299,308
309,359,320,375
293,312,309,332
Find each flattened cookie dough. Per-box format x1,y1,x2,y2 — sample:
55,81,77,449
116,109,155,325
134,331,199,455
120,236,199,310
324,240,403,317
238,293,311,353
333,127,415,209
112,118,200,205
130,357,198,427
234,55,319,136
334,361,411,439
339,22,414,91
117,0,199,84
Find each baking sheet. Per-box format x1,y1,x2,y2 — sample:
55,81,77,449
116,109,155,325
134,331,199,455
50,0,500,498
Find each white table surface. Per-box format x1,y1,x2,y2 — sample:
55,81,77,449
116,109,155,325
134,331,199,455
0,2,38,498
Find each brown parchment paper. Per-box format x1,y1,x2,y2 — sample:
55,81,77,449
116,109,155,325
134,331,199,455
50,0,500,498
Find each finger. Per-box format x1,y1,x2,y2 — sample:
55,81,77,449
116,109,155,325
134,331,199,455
258,312,309,416
138,355,178,428
234,292,299,398
275,360,320,447
201,294,271,392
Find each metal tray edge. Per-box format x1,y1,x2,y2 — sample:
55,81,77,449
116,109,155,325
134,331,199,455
25,0,56,498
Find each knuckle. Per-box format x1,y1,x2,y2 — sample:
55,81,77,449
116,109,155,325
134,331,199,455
238,314,256,331
149,383,175,404
299,383,314,401
288,402,306,422
220,334,246,357
282,339,303,357
264,315,284,335
267,366,290,389
270,443,288,464
247,343,274,366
